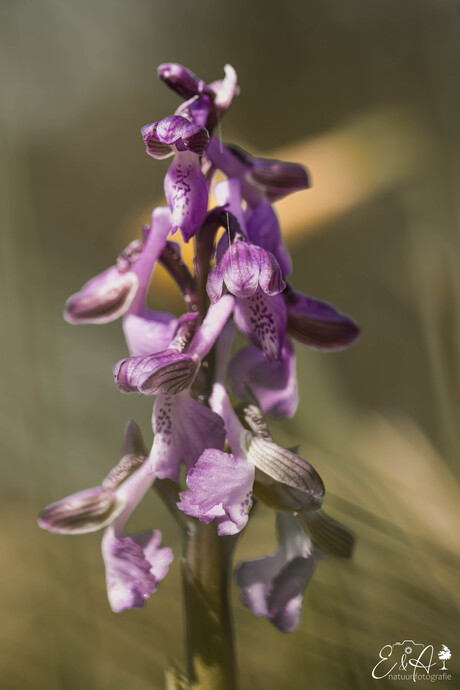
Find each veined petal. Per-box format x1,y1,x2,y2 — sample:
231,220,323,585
236,513,315,632
228,340,297,418
234,290,287,361
113,350,199,395
150,392,226,481
164,150,208,241
102,528,173,613
64,267,138,325
222,242,261,298
38,486,125,535
285,289,360,350
246,437,324,511
123,312,177,357
178,449,255,535
246,202,292,277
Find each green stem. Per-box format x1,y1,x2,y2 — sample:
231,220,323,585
182,520,238,690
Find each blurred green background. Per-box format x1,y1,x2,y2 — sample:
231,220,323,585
1,1,459,688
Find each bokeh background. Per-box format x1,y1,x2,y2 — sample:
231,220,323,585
1,1,459,688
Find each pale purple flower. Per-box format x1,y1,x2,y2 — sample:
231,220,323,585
142,116,209,241
150,392,226,481
178,383,324,534
39,422,173,612
178,449,255,536
236,513,315,632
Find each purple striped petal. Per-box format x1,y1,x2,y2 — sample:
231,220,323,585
236,513,315,632
248,158,310,203
207,239,284,303
164,150,209,241
285,289,360,350
178,449,255,535
102,528,173,612
64,267,138,325
113,350,199,395
234,290,287,361
150,393,226,481
228,340,297,418
38,486,125,535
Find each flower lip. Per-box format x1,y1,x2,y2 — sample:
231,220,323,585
113,349,200,395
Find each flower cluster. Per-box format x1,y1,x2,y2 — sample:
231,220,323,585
39,63,359,630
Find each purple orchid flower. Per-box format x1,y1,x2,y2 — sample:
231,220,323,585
236,513,315,632
142,116,209,241
178,383,324,535
158,63,239,131
150,391,226,481
39,422,173,612
113,295,235,395
64,206,172,326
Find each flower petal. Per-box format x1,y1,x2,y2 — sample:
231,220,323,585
222,241,261,299
208,64,239,112
285,289,360,350
248,158,310,202
178,449,255,535
64,267,138,325
164,150,208,241
236,514,315,632
234,290,287,360
157,63,207,100
246,202,292,277
141,123,174,160
102,528,173,612
123,312,178,357
38,487,125,535
228,340,297,418
246,437,324,510
113,350,199,395
151,393,226,481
